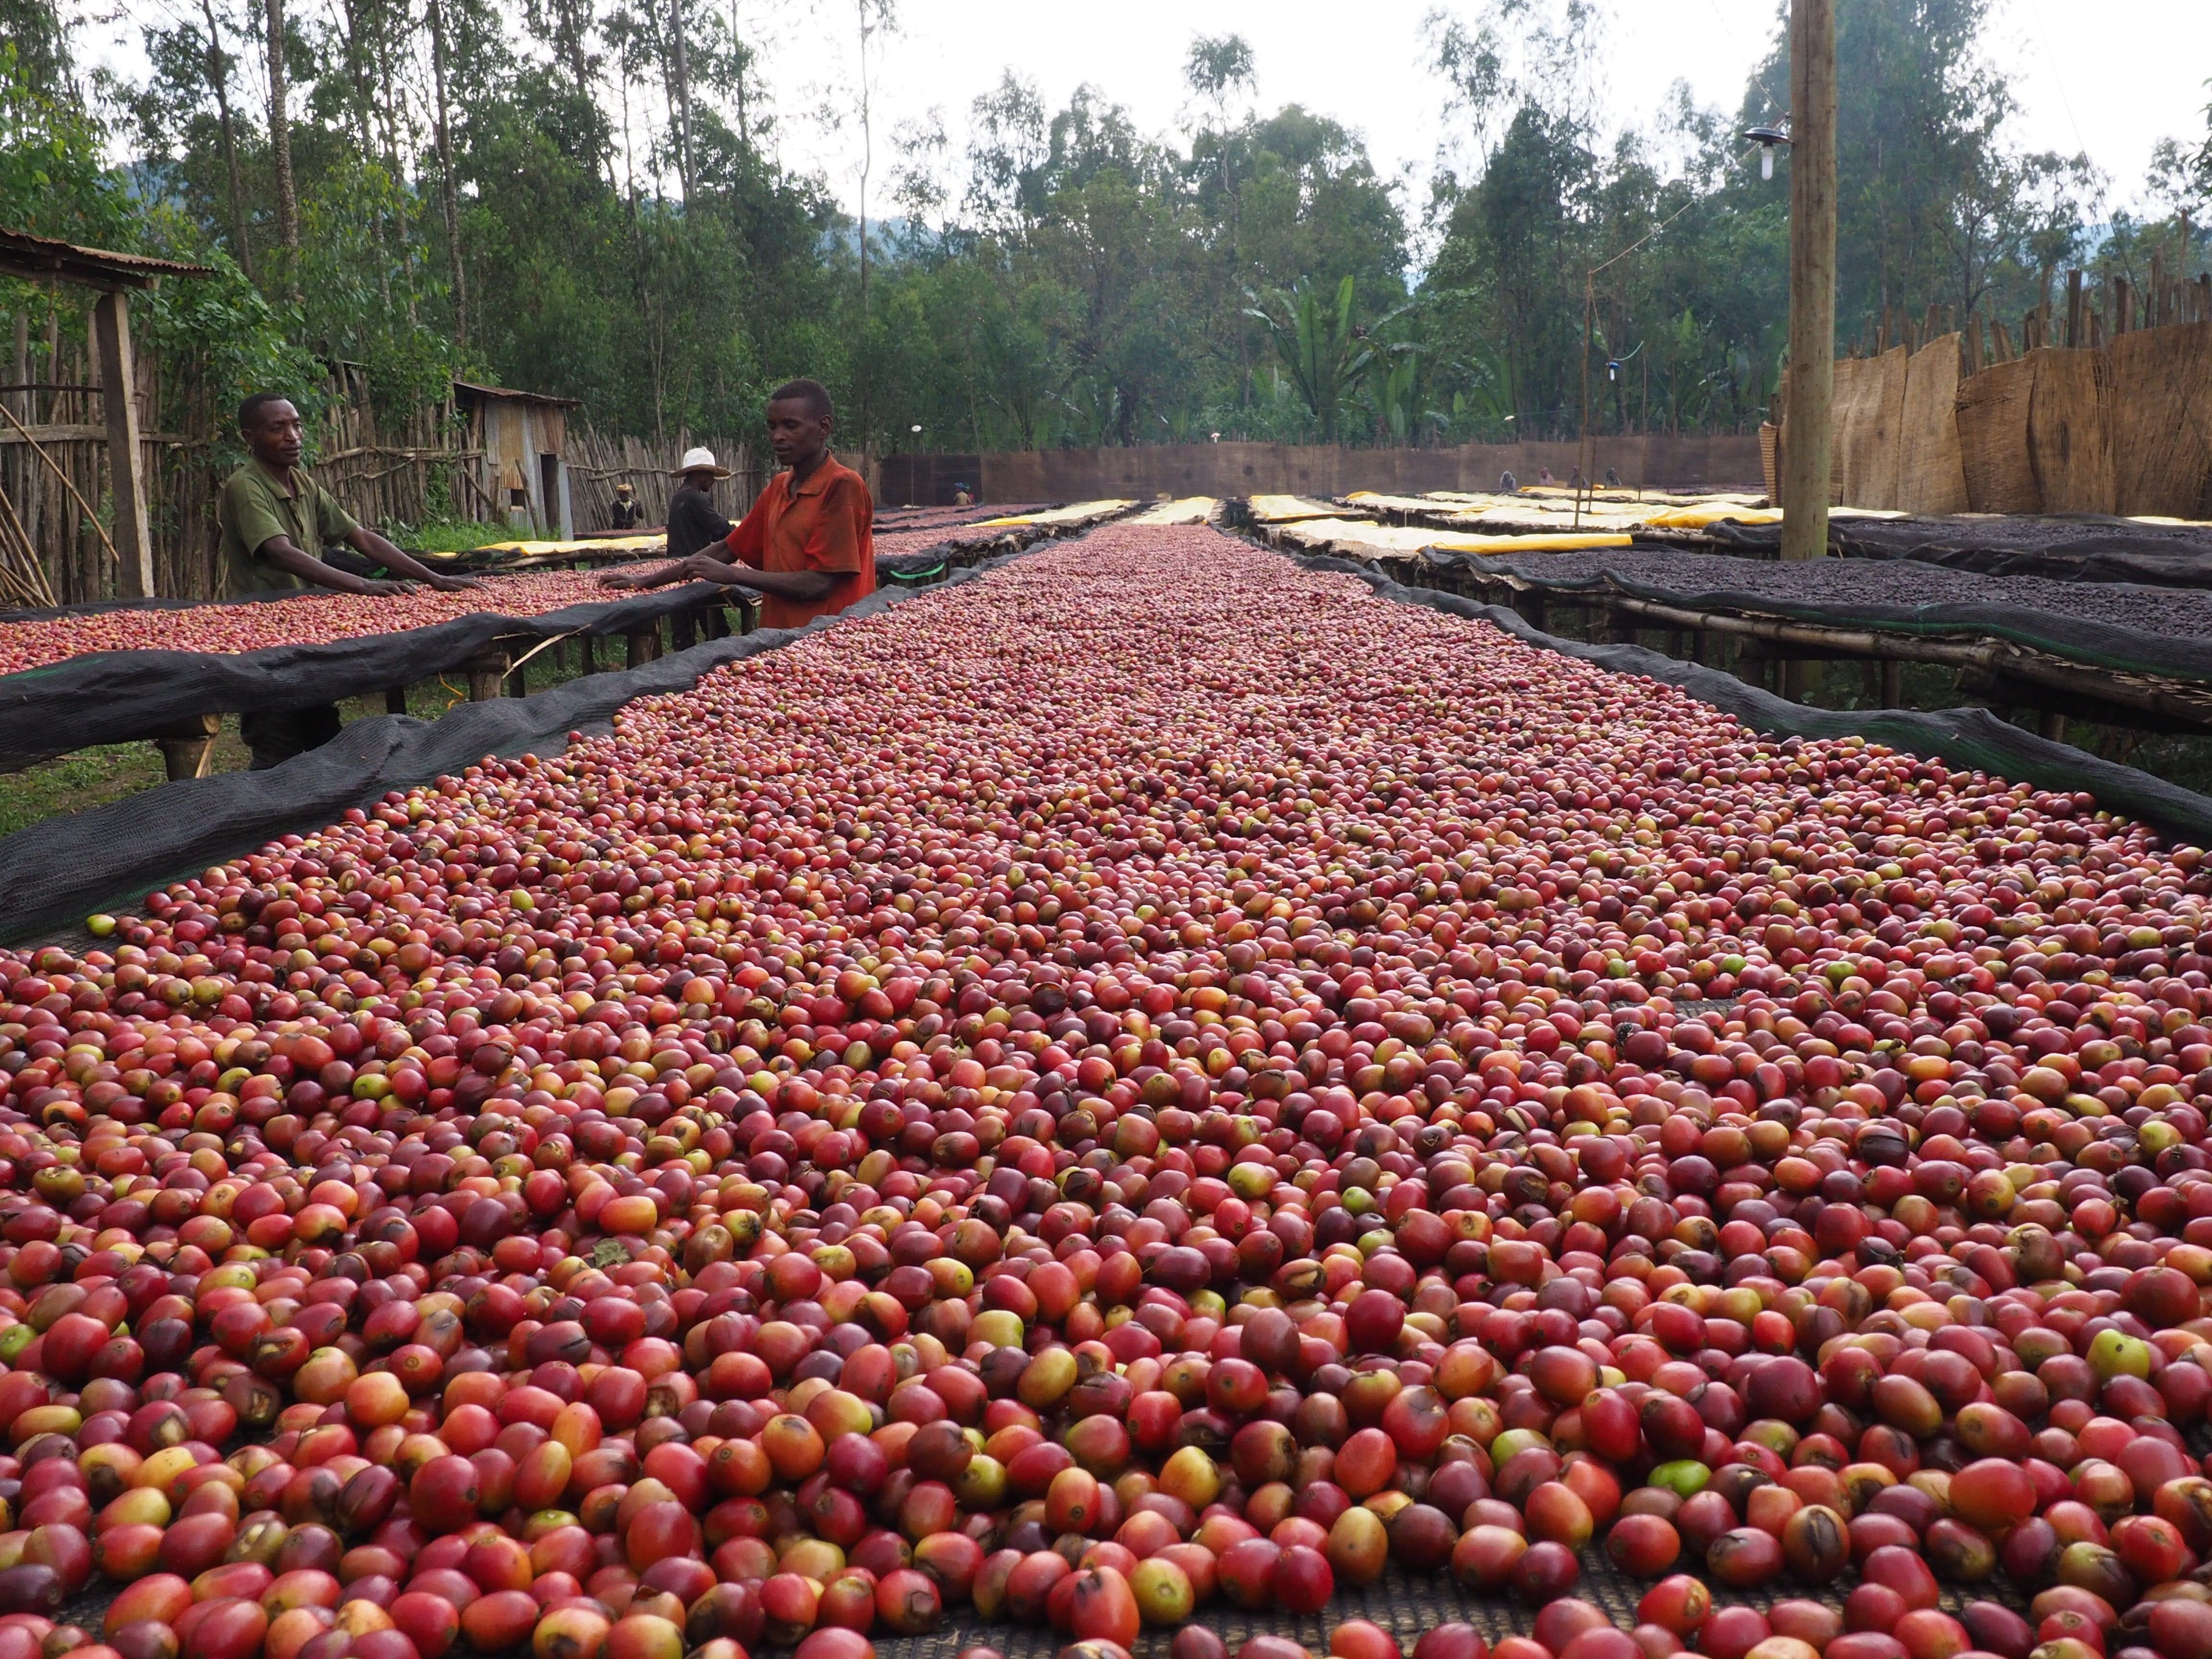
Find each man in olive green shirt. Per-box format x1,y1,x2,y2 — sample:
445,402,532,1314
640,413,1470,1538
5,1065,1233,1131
216,391,479,768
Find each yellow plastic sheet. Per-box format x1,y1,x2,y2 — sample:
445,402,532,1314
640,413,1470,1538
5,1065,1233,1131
467,533,667,556
1245,494,1351,523
973,500,1136,527
1276,519,1631,559
1128,498,1218,525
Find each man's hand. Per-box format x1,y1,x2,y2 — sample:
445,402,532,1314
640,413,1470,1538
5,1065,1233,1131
427,574,486,593
676,553,740,583
597,568,651,589
358,578,414,597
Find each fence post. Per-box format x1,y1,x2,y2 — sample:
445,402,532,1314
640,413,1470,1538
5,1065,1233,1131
92,291,156,599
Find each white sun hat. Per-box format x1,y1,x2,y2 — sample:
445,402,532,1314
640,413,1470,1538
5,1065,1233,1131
670,446,732,479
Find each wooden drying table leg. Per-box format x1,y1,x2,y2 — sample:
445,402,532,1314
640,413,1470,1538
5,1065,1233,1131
385,687,409,716
467,652,510,701
155,714,223,781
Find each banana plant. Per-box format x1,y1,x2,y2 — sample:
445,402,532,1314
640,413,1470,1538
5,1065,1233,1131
1244,276,1373,443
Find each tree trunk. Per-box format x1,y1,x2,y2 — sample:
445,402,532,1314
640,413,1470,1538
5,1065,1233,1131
375,20,417,321
265,0,300,285
857,0,871,322
671,0,695,199
427,0,468,345
199,0,254,279
338,0,393,316
731,0,749,145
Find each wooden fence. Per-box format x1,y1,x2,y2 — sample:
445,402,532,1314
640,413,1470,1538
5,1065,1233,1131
1774,269,2212,519
563,429,760,538
879,435,1768,509
2,308,176,606
0,300,765,605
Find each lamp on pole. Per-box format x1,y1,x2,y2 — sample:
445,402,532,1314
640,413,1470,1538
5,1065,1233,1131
1743,123,1789,182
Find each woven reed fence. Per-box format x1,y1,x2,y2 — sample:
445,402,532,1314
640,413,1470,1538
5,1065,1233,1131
1779,272,2212,519
563,428,761,536
0,299,770,603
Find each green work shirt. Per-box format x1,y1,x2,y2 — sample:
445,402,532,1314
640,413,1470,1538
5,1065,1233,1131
216,458,360,596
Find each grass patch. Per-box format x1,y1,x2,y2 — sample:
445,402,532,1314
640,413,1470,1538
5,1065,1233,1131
0,640,615,842
389,519,531,554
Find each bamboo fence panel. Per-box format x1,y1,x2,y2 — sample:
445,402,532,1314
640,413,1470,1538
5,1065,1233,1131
564,428,760,535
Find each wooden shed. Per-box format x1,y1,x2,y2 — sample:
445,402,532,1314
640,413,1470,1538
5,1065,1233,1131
0,228,211,599
454,381,581,539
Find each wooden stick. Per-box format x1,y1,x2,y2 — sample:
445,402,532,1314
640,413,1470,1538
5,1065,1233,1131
0,398,121,567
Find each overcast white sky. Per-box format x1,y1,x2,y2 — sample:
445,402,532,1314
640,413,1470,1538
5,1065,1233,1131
80,0,2212,226
741,0,2210,229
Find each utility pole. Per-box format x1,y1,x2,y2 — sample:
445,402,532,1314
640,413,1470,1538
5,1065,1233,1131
1779,0,1834,565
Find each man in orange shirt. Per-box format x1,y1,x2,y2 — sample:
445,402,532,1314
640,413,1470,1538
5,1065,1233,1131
601,379,873,629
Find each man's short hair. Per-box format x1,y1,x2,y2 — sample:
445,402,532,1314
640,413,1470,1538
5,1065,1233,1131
769,379,833,421
238,391,296,431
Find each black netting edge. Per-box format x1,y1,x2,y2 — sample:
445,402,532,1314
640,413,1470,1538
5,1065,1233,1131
0,582,744,774
0,550,1024,944
0,589,313,622
1420,553,2212,684
1706,514,2212,589
1278,547,2212,848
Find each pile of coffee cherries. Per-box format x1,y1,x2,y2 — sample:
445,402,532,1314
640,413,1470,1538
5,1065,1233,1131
0,527,2209,1659
0,572,630,676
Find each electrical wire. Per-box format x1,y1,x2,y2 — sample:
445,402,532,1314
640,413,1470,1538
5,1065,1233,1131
2026,0,2092,160
1710,0,1789,119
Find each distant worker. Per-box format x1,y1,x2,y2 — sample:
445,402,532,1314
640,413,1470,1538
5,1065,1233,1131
1538,467,1555,485
664,447,735,561
1498,471,1517,491
608,481,646,531
1605,467,1623,488
602,379,874,631
217,390,481,770
1569,467,1587,489
952,481,974,506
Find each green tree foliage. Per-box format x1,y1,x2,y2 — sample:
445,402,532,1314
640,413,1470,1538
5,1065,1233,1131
1416,0,2117,440
0,0,2189,459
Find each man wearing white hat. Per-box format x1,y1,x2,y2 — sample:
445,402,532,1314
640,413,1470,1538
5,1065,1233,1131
665,446,736,565
656,447,739,644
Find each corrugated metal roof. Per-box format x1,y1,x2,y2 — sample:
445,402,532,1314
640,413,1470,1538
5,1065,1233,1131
453,380,583,408
0,228,214,289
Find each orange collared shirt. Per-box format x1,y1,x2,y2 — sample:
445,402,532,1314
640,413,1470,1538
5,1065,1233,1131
723,455,875,630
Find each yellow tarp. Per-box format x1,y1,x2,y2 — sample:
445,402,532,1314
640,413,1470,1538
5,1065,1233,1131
1246,494,1353,523
1277,519,1632,559
467,533,666,556
1637,506,1783,529
974,500,1136,527
1432,531,1636,553
1129,497,1219,525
